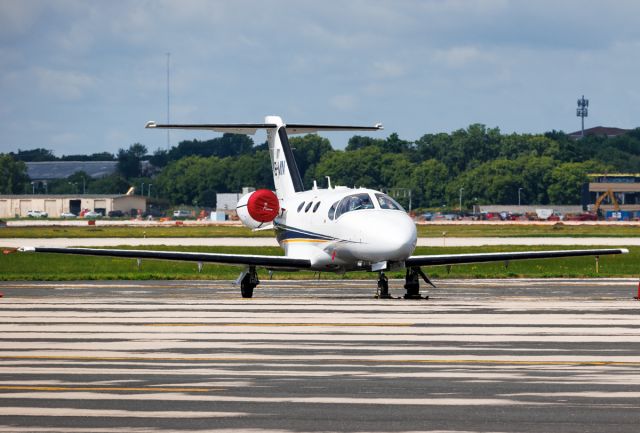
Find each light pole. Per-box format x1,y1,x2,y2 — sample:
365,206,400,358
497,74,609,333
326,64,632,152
82,177,86,194
166,52,171,150
576,95,589,138
148,184,153,198
140,182,144,197
518,187,523,206
459,187,464,213
31,182,35,194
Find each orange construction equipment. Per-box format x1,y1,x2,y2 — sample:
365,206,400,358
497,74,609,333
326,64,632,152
593,189,620,216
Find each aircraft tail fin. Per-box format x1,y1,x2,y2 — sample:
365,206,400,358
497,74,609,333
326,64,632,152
145,117,383,200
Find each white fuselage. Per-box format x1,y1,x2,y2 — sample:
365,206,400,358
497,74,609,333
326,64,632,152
273,186,417,272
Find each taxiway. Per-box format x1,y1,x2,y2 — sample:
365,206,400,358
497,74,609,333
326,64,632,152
0,279,639,432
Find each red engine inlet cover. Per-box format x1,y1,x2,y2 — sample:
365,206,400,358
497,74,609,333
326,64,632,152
247,189,280,222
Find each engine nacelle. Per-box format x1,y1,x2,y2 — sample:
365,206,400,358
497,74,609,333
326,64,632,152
236,189,280,229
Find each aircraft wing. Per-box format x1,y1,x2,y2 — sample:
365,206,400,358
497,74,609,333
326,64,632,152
19,247,311,269
405,248,628,267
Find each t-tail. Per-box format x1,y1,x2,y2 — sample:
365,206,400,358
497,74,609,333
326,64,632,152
264,116,304,200
145,116,383,202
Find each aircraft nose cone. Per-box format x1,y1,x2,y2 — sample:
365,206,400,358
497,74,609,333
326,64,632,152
355,211,417,262
381,213,417,259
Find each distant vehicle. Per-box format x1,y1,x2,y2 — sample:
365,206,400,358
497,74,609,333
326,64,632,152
173,209,191,218
566,213,597,221
144,209,165,218
60,212,76,218
108,210,125,218
421,212,433,221
26,210,48,218
83,210,102,218
547,213,563,222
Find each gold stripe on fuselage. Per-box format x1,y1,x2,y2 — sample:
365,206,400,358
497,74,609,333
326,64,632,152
280,238,328,244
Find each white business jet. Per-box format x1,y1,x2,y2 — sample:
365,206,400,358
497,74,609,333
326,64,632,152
20,116,628,298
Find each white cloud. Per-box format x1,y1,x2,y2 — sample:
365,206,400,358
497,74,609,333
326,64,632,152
433,46,486,69
50,131,82,147
329,94,358,111
2,0,640,154
372,61,407,79
0,1,44,37
32,67,97,101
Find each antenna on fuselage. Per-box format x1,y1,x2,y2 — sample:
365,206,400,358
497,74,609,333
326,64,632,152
326,176,332,189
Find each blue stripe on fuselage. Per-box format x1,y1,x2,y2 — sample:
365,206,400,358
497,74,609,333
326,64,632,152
274,222,349,243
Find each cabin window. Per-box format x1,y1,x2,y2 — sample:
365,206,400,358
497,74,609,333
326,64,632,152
312,201,321,213
328,201,338,220
375,193,404,211
335,193,375,219
297,202,305,212
304,201,313,212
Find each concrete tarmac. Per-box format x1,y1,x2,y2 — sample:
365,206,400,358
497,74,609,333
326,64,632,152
0,279,639,432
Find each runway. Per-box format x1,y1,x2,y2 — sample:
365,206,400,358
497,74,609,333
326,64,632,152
0,279,639,432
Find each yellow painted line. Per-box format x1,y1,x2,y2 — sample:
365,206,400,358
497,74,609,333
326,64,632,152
144,322,414,327
0,385,215,392
406,359,640,366
1,355,640,367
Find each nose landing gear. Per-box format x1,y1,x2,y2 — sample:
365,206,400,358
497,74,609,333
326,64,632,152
375,272,392,299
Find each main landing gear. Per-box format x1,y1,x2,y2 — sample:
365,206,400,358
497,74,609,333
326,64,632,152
238,266,259,298
376,267,435,300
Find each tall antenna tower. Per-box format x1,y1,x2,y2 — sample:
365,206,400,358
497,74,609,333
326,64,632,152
576,95,589,138
166,52,171,149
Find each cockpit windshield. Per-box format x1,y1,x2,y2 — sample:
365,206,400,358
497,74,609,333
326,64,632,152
375,193,404,211
334,193,375,219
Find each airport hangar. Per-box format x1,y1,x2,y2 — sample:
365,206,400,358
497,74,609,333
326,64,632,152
0,194,147,218
0,160,147,218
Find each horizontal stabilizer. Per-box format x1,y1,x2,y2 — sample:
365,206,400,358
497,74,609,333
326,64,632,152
145,121,276,135
145,121,383,135
285,123,384,134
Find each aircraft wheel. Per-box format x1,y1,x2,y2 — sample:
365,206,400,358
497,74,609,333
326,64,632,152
240,267,258,298
241,283,254,298
403,268,422,299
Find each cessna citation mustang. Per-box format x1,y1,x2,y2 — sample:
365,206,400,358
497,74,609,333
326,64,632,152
20,115,628,299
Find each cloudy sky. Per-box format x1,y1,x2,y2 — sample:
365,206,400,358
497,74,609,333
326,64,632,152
1,0,639,156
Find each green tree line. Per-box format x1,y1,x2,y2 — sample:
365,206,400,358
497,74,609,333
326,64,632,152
3,125,640,209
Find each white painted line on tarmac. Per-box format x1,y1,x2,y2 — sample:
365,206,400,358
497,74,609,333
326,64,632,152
0,407,246,418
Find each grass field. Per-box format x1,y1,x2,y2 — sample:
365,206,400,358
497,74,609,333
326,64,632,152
1,245,634,281
1,222,639,238
0,224,269,238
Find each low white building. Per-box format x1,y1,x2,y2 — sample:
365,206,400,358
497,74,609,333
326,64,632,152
0,194,147,218
216,187,255,212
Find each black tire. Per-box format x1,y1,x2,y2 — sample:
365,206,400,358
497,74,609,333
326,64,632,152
241,283,254,298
